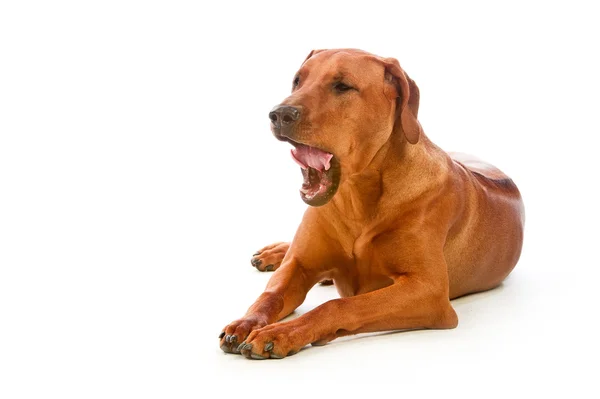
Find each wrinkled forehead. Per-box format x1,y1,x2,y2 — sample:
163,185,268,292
298,50,384,84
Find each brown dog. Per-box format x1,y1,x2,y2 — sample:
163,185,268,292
219,49,524,359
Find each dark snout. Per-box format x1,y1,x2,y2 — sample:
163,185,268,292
269,105,300,127
269,105,301,140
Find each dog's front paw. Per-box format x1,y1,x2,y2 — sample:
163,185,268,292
219,316,268,354
238,322,308,360
250,242,290,272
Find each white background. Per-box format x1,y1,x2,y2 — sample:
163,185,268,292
1,1,599,398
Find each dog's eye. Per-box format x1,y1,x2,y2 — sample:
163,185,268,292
293,76,300,88
333,82,353,94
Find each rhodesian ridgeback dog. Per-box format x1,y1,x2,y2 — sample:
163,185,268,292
219,49,525,359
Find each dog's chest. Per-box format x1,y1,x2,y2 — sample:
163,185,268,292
333,233,394,297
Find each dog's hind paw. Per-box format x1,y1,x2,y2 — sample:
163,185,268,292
250,242,290,272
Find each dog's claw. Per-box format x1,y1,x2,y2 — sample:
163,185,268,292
230,335,237,344
239,343,252,351
265,264,274,272
251,258,262,267
218,332,225,339
264,342,274,352
270,353,283,359
250,353,266,360
253,252,260,256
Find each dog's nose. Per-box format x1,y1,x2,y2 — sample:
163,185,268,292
269,105,300,128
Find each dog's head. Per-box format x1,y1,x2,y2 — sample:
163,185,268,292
269,49,423,206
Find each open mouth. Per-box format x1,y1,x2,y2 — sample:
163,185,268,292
285,140,341,206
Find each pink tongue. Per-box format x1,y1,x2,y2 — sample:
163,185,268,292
290,145,333,171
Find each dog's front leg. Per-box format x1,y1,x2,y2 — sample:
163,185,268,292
219,256,317,354
220,210,340,354
238,260,458,359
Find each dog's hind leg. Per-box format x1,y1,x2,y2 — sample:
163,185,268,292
250,241,332,285
250,242,290,272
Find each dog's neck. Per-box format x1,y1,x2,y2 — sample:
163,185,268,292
325,131,449,225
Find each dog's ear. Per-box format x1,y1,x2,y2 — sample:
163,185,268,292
302,49,324,65
380,57,422,145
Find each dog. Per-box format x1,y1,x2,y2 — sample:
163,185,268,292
219,49,525,359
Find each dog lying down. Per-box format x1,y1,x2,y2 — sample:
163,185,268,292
219,48,524,360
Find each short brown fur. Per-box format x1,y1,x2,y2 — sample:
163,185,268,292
220,49,524,359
